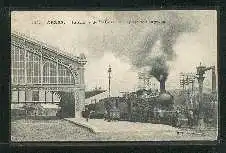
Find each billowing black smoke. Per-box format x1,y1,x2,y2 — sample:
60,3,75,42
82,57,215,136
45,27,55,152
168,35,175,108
119,11,199,83
149,56,169,81
85,11,199,83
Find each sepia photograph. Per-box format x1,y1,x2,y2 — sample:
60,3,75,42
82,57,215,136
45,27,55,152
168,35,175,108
10,10,218,141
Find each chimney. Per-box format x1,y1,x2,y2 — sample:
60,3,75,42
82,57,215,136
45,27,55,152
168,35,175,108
160,75,166,93
212,66,216,93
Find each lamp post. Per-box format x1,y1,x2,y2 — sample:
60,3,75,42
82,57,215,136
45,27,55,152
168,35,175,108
108,65,112,98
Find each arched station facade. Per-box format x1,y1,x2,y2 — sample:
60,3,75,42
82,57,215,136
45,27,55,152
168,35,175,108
11,32,87,117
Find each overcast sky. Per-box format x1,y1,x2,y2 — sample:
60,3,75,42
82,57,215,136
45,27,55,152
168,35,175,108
11,10,217,96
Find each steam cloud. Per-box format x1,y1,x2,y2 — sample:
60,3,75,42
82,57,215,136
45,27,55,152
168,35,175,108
85,11,199,82
111,11,199,82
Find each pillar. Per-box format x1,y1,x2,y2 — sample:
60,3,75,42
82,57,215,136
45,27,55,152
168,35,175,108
51,91,54,104
74,89,81,118
40,51,43,85
80,67,85,85
44,90,47,103
79,88,85,112
17,87,20,103
26,90,33,102
212,67,216,93
198,76,204,115
25,88,27,102
24,50,27,84
80,66,86,115
197,75,205,130
74,87,86,118
74,65,86,118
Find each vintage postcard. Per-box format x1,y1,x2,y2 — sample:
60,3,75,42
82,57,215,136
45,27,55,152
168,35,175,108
10,10,218,141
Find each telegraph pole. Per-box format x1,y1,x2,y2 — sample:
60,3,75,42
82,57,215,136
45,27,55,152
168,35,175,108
108,65,112,98
180,72,196,108
195,63,217,130
180,73,185,92
138,72,152,90
180,72,196,92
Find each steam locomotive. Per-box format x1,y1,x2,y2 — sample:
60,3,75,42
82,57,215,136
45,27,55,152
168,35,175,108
86,88,178,126
85,73,218,127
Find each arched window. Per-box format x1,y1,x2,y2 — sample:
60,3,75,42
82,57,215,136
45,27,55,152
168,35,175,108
43,62,57,84
43,62,75,84
11,45,25,84
26,51,41,84
58,65,74,84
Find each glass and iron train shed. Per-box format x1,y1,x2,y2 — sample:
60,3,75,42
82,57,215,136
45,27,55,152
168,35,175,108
11,32,87,117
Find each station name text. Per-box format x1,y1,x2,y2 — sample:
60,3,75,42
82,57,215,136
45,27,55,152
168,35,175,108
32,18,166,25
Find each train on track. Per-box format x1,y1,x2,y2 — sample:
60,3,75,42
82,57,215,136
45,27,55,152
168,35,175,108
84,89,179,127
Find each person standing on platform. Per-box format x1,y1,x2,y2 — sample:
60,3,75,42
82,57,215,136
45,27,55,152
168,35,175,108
84,107,90,122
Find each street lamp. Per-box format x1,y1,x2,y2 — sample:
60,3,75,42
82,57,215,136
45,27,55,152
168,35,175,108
108,65,112,98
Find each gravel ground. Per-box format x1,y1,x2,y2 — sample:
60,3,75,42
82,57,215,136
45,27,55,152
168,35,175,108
11,119,96,141
11,119,218,141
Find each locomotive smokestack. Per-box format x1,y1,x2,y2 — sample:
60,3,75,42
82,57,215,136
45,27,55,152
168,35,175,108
160,75,166,93
212,66,216,93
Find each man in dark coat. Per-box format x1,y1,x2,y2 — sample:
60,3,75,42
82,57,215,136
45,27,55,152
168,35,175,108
84,107,90,122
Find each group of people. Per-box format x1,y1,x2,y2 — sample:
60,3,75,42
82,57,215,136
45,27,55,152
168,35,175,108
83,107,119,122
174,106,200,128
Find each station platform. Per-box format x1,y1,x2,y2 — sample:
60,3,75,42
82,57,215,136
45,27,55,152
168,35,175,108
64,118,217,141
65,117,180,134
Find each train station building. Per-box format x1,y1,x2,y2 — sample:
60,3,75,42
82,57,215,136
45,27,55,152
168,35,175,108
11,32,87,117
